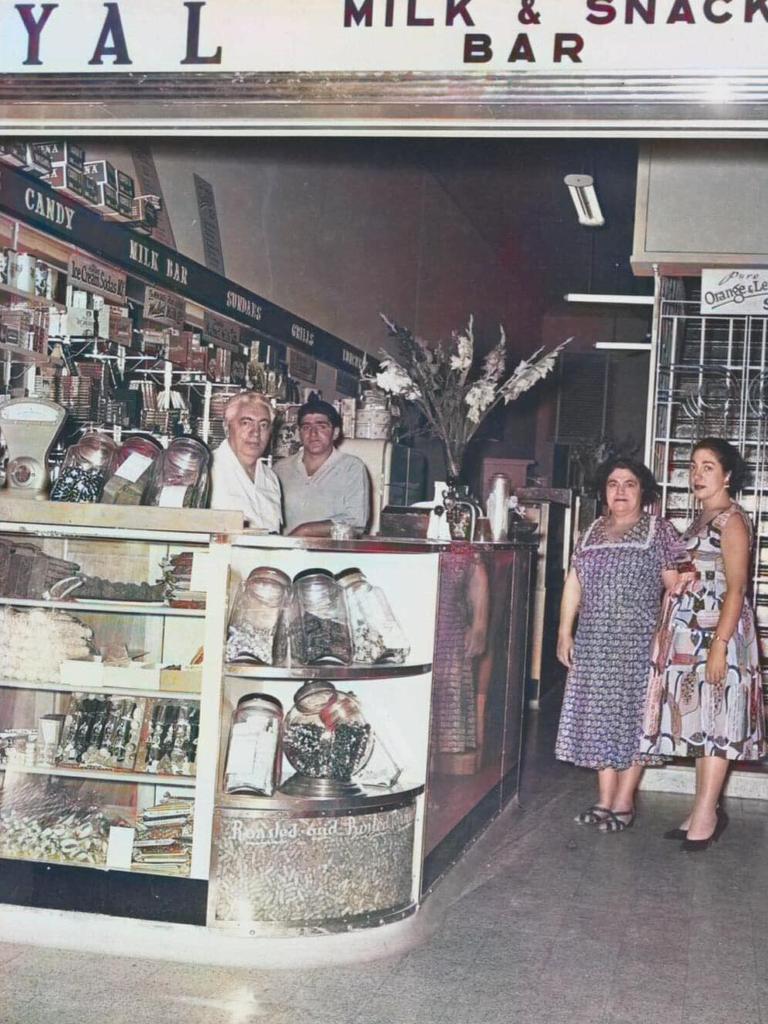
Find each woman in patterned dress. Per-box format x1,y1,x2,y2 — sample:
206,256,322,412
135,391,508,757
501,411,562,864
641,438,765,850
556,457,681,832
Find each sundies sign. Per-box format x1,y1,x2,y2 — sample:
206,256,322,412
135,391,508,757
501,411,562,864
2,0,768,74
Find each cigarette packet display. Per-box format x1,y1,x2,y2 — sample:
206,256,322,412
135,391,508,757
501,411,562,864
134,698,199,777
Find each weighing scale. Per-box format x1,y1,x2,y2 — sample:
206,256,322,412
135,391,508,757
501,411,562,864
0,398,67,499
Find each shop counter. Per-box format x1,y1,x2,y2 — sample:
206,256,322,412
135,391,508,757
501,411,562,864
0,501,534,941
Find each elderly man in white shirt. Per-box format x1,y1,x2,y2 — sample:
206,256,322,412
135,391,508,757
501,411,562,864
210,392,282,531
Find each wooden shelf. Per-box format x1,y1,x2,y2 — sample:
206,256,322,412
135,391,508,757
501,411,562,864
0,341,50,366
0,676,201,700
0,763,196,787
225,662,432,680
0,282,65,310
0,596,205,617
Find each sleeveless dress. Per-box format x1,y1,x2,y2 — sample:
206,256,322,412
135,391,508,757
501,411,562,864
641,503,765,761
555,513,680,771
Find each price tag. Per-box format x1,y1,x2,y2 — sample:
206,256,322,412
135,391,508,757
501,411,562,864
225,722,256,775
158,485,187,508
106,825,135,869
115,452,153,482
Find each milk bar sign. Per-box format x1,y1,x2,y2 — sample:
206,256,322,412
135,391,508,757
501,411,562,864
4,0,768,74
700,269,768,316
69,253,127,302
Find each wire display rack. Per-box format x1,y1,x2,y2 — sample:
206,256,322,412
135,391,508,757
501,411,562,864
646,275,768,699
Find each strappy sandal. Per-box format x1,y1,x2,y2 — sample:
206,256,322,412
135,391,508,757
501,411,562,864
574,804,612,825
598,810,635,833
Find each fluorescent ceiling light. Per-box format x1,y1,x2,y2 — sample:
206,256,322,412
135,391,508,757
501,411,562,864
564,174,605,228
565,293,654,306
594,342,651,351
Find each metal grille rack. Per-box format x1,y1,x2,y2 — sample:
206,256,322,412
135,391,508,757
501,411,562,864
647,275,768,699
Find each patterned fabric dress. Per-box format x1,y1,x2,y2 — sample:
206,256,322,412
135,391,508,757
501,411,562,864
641,503,765,761
555,513,680,771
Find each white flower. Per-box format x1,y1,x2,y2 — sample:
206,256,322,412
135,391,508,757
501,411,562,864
375,361,422,400
482,329,506,384
464,381,496,423
449,333,473,372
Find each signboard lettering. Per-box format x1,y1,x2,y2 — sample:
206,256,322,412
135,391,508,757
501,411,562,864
701,268,768,316
144,284,186,327
3,1,768,74
69,252,127,302
203,309,242,351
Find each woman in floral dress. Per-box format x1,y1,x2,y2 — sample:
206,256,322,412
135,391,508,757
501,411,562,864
556,457,681,832
641,438,765,850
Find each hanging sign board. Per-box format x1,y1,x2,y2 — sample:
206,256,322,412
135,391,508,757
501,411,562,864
3,0,768,75
203,309,243,352
69,252,127,303
143,284,186,327
288,348,318,383
700,268,768,316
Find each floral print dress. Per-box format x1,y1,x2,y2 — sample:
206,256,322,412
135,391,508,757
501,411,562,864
555,513,680,771
641,503,765,761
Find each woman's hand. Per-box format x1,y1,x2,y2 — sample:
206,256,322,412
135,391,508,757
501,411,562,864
705,641,727,684
557,631,575,670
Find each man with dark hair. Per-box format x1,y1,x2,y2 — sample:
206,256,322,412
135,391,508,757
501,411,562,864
274,399,370,537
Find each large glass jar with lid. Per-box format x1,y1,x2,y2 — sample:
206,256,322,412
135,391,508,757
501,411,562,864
281,681,373,796
50,430,119,503
226,567,290,665
101,435,162,505
288,569,352,665
336,568,410,665
142,437,211,508
223,693,283,796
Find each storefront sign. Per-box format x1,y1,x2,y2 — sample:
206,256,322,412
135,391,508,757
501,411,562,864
3,1,768,74
0,163,365,374
144,284,186,327
288,348,318,383
700,268,768,316
203,309,242,351
69,252,127,303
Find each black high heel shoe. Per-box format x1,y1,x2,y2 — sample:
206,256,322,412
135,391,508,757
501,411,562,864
681,809,729,852
663,826,688,840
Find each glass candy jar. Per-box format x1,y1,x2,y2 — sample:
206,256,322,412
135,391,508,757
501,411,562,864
288,569,352,665
101,435,162,505
281,681,373,796
142,437,211,508
226,567,291,665
50,430,118,503
223,693,283,796
336,568,410,664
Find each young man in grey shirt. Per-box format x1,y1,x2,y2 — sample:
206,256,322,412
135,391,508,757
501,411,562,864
274,399,371,537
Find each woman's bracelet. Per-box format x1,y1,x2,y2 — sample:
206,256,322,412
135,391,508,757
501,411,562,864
713,632,729,646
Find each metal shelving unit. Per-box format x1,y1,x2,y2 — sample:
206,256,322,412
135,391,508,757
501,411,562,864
646,275,768,698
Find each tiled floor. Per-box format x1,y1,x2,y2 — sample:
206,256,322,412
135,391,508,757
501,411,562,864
2,701,768,1024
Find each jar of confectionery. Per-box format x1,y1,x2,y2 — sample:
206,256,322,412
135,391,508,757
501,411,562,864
226,567,291,666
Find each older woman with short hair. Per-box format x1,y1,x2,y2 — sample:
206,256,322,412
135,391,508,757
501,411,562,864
556,456,681,832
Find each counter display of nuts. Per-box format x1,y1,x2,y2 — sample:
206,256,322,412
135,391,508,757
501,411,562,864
212,804,415,926
0,778,112,867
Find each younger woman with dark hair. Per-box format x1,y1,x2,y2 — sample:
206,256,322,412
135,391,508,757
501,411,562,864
556,457,681,832
641,438,764,850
